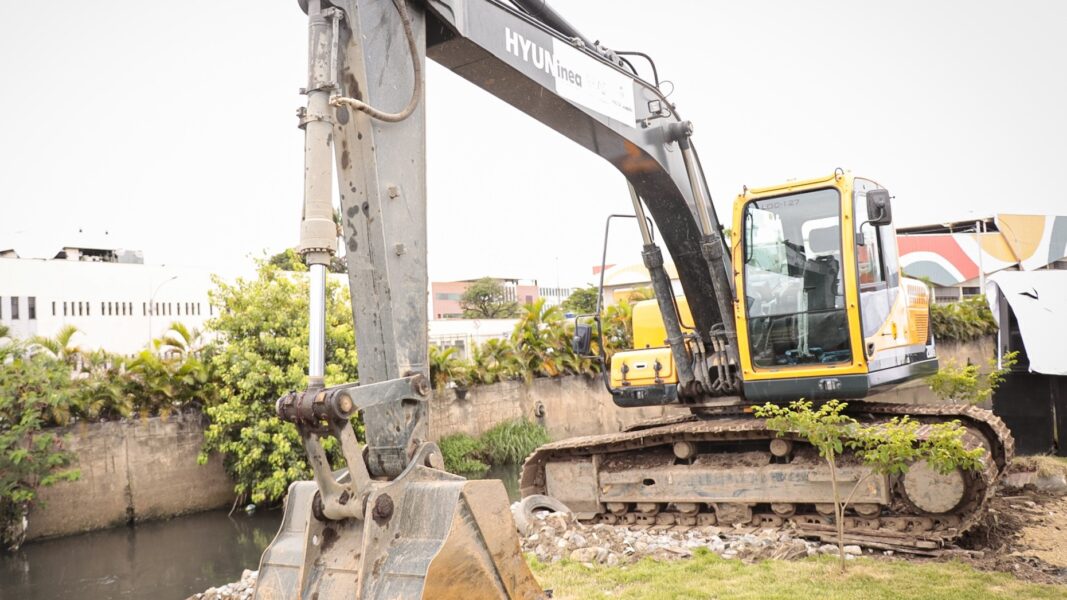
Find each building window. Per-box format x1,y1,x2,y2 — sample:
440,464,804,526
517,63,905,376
101,301,106,315
11,297,19,320
28,297,36,320
52,301,56,316
961,286,981,297
63,302,68,316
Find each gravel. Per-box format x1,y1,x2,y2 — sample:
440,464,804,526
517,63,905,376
517,508,828,566
185,569,257,600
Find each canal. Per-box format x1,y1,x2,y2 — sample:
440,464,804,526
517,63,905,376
0,465,520,600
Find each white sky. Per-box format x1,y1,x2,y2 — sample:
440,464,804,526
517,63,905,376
1,1,1064,288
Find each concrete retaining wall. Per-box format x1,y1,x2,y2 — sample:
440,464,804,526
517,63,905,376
429,376,687,441
26,412,234,542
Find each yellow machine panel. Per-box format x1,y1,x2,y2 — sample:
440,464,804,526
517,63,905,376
632,297,693,349
610,347,677,388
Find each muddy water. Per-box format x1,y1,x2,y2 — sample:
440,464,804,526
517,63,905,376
0,509,281,600
0,467,523,600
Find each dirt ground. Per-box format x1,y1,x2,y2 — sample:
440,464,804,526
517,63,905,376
948,465,1067,585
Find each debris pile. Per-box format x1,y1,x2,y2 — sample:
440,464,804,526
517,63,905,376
185,569,257,600
516,509,858,566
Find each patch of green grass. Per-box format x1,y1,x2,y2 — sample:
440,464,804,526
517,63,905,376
528,549,1067,600
438,433,488,475
438,419,549,475
480,418,550,465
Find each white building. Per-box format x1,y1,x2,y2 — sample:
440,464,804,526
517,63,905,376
428,318,518,359
0,255,217,355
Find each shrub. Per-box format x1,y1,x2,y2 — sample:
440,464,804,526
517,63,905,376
0,343,80,551
755,400,984,573
927,351,1018,404
930,297,998,343
198,261,360,506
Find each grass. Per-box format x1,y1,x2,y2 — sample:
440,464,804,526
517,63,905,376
480,418,550,465
439,419,549,475
439,433,489,475
1014,455,1067,479
529,549,1067,600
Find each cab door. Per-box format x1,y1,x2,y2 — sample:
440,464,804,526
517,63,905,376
853,178,900,357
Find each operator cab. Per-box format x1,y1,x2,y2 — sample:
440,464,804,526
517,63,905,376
732,172,936,401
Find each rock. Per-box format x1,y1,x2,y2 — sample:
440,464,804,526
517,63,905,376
1036,473,1067,493
818,544,837,555
570,547,599,563
843,545,862,556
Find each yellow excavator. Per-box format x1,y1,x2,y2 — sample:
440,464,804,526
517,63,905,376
522,172,1011,552
254,0,1012,597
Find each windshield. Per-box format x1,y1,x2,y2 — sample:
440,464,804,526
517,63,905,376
743,188,851,367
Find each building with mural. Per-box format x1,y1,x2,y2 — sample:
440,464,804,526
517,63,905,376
897,214,1067,303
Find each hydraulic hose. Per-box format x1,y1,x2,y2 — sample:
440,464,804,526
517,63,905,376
330,0,421,122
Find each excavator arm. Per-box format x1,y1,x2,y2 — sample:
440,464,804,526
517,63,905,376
256,1,741,598
327,0,741,395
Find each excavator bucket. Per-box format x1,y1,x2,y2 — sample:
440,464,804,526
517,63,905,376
255,468,544,600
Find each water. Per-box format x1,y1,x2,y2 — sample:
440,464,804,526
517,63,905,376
0,509,281,600
480,463,523,502
0,466,524,600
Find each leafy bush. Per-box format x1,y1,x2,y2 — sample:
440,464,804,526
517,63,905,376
198,261,360,506
439,433,488,475
930,297,998,342
0,342,80,551
927,351,1018,404
755,399,984,572
480,418,550,465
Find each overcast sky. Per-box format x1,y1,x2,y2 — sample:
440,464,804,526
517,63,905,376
1,1,1064,287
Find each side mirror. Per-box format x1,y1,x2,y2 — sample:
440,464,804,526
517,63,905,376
572,323,593,356
867,189,893,226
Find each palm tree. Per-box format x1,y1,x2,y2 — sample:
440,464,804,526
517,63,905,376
511,299,569,381
428,345,467,391
30,325,86,372
468,338,520,384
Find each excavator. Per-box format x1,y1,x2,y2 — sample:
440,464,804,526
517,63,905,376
254,0,1014,597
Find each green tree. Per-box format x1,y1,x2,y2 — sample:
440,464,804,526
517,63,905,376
198,261,360,505
754,400,984,573
460,277,520,319
561,286,599,314
0,343,80,551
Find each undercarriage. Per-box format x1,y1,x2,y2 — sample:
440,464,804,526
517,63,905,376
521,403,1013,552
